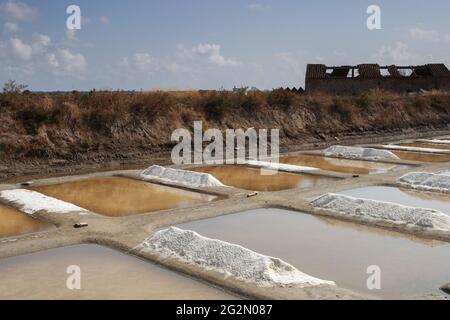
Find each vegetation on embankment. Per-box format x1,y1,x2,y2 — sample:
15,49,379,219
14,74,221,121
0,89,449,165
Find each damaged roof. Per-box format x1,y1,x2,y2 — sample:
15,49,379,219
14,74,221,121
306,63,450,79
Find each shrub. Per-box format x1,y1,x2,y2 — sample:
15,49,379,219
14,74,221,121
200,91,235,121
2,80,28,93
267,89,297,108
83,108,119,134
15,105,52,134
428,94,450,113
241,92,266,114
329,96,353,120
354,93,371,109
130,91,173,121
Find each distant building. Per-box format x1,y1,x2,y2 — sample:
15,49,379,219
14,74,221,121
305,63,450,95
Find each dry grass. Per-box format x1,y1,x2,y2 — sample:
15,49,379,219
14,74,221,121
1,89,449,131
0,89,449,159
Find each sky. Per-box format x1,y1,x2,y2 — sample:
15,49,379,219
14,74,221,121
0,0,449,91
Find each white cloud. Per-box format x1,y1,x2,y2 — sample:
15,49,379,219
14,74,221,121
175,43,240,68
9,37,31,60
48,48,86,75
119,52,159,72
274,52,305,76
47,52,59,68
65,29,78,42
247,3,270,11
32,33,51,51
373,42,422,64
0,34,49,61
3,21,17,32
409,27,450,43
133,53,153,68
409,27,440,42
0,0,38,22
165,61,191,73
99,16,109,25
0,33,86,78
1,1,38,33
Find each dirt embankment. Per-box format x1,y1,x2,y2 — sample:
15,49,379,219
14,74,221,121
0,89,449,181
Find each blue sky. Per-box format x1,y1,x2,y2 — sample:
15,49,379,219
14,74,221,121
1,0,449,91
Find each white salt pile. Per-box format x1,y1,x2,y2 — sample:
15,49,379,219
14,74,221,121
245,160,318,173
417,139,450,145
141,165,225,188
0,189,87,215
138,227,335,288
324,145,399,160
382,145,449,154
311,193,450,231
398,172,450,193
436,170,450,177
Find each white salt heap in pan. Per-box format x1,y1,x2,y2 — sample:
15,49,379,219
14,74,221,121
245,159,318,173
382,145,449,154
398,172,450,193
141,165,225,188
311,193,450,231
0,189,87,214
416,139,450,145
324,145,399,160
138,227,335,288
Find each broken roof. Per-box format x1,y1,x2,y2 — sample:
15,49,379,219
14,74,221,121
306,63,450,79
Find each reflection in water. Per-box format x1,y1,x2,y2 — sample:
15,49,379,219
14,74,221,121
397,143,450,151
280,155,406,174
29,177,216,217
392,150,450,162
192,165,338,191
178,208,450,299
0,204,53,238
0,245,236,300
338,186,450,215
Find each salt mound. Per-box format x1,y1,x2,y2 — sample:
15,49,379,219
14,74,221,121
417,139,450,145
382,145,449,154
311,193,450,231
0,189,87,214
139,227,335,288
324,145,399,160
437,170,450,177
141,165,225,188
246,160,318,173
398,172,450,192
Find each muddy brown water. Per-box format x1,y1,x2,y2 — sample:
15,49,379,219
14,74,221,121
279,155,409,175
192,165,338,191
28,177,216,217
0,244,237,300
391,150,450,162
0,204,54,239
178,208,450,299
397,143,450,151
337,186,450,215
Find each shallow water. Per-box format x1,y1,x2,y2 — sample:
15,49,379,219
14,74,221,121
29,177,216,217
337,186,450,215
391,150,450,162
0,204,53,238
178,208,450,299
192,165,338,191
397,143,450,151
279,155,408,175
0,245,237,300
